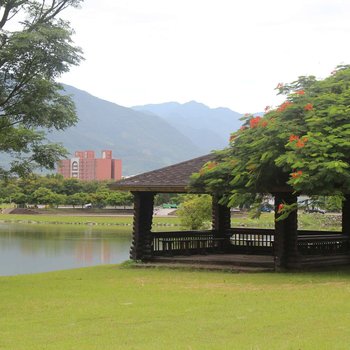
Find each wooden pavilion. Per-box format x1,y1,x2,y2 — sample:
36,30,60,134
111,154,350,271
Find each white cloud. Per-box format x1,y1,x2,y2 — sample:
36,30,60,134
61,0,350,112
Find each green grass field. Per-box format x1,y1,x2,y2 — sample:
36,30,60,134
0,213,180,227
0,212,342,231
1,265,350,349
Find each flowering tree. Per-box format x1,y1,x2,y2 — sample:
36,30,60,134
191,65,350,215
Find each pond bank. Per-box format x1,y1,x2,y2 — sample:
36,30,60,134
0,211,342,230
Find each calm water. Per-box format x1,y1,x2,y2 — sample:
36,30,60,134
0,223,132,276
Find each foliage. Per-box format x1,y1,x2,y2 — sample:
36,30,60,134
176,194,212,230
192,65,350,211
107,191,133,208
0,0,83,177
305,195,343,212
0,175,134,207
154,193,184,206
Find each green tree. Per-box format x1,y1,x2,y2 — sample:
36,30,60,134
177,195,212,230
50,193,66,208
61,178,83,195
106,191,133,208
192,65,350,215
31,187,54,205
90,191,109,208
67,192,90,208
1,182,21,203
81,180,101,194
11,192,28,207
0,0,83,178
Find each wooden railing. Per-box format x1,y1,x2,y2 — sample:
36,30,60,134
297,232,349,255
152,230,226,256
151,228,349,257
226,228,274,254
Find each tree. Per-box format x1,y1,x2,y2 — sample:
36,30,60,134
0,0,83,178
61,178,83,195
90,191,109,208
0,182,20,202
30,186,54,205
191,65,350,215
11,191,28,207
66,192,90,208
177,195,212,230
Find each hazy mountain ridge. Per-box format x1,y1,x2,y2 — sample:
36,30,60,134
132,101,244,152
47,85,258,176
48,85,203,175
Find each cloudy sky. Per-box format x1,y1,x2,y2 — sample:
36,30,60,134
61,0,350,113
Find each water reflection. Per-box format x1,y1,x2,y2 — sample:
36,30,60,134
0,223,132,276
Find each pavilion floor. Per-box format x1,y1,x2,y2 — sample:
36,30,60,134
135,254,275,272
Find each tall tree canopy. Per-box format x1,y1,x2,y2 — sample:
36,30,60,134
0,0,83,177
191,65,350,210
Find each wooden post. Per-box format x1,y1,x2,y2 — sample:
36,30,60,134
130,191,155,261
342,194,350,236
212,196,231,251
274,192,298,271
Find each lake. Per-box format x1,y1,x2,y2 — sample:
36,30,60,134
0,223,132,276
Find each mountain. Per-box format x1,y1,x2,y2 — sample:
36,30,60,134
132,101,243,152
48,85,203,175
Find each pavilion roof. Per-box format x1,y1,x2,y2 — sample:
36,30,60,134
110,154,215,193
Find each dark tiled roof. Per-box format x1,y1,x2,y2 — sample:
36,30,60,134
110,154,215,193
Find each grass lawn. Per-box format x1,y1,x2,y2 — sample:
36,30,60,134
0,212,341,231
0,214,181,227
1,265,350,349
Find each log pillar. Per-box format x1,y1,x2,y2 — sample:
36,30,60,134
342,194,350,236
130,191,155,261
212,197,231,251
274,192,299,271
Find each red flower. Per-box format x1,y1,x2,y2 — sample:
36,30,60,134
304,103,313,111
295,90,305,95
249,116,261,128
278,204,284,213
289,134,299,142
277,101,293,112
291,170,303,178
261,120,268,127
296,140,305,148
206,161,217,170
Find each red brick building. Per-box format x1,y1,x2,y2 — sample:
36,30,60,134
58,150,122,181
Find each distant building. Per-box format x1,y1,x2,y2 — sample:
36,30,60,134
58,150,122,181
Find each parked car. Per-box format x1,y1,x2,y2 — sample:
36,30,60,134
162,203,178,209
304,208,326,214
261,204,273,213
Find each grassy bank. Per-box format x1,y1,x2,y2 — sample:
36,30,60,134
1,265,350,349
0,214,181,227
0,212,341,231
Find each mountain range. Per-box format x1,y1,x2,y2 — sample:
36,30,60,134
132,101,243,152
47,85,246,175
